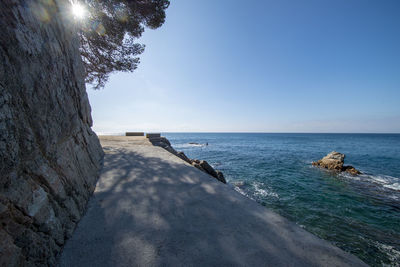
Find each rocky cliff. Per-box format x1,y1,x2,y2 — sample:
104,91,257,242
0,0,104,266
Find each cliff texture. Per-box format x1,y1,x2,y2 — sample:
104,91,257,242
0,0,104,266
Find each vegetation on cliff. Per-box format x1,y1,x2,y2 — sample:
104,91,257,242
76,0,170,89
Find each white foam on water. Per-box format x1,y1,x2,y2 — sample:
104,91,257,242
341,172,400,192
384,182,400,191
340,172,361,181
252,182,279,198
233,186,255,201
364,174,400,191
233,181,245,187
174,143,207,149
387,194,399,201
373,241,400,266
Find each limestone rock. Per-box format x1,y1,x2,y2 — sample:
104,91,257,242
312,151,345,171
312,152,361,175
0,1,103,265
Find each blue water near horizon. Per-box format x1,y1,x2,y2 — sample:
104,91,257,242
163,133,400,266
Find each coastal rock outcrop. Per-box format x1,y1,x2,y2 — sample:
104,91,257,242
149,137,226,183
312,151,361,175
191,160,226,184
0,1,103,266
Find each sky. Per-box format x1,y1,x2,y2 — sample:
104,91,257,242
87,0,400,133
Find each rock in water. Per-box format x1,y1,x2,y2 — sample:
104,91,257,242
176,151,192,164
0,1,103,266
312,151,345,170
150,137,226,183
312,151,361,175
216,170,227,184
343,166,362,175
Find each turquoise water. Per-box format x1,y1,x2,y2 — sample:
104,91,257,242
164,133,400,266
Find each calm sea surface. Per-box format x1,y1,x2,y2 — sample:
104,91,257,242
164,133,400,266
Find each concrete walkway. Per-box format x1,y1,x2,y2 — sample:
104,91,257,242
59,136,366,266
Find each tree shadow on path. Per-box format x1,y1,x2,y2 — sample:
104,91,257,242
59,146,366,267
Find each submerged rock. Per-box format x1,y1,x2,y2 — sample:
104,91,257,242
312,151,361,175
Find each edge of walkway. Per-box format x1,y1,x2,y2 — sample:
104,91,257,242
59,136,367,266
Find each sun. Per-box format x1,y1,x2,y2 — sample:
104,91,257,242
71,2,86,20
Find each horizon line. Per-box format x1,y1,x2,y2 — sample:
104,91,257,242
96,131,400,135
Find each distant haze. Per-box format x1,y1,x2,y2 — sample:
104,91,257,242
88,0,400,133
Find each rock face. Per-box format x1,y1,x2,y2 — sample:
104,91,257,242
150,137,226,183
312,152,361,175
0,1,103,266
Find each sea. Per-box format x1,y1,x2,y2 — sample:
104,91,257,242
162,133,400,266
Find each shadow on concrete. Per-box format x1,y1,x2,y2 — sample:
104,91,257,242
59,146,366,266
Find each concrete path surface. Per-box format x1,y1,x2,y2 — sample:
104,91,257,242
59,136,366,267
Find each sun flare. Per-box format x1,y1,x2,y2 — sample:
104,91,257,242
71,2,86,20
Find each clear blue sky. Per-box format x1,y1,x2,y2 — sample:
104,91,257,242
88,0,400,133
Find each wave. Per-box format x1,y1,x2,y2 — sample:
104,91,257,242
252,182,279,198
233,186,255,201
360,174,399,191
232,181,279,200
174,143,208,148
340,172,400,201
373,241,400,266
384,182,400,191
